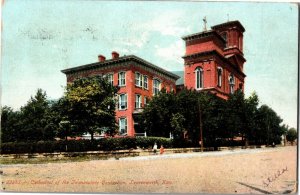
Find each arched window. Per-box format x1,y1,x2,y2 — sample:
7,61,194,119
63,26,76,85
217,67,223,87
195,67,204,89
229,73,235,94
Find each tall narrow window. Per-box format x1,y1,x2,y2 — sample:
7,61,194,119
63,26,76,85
222,32,228,48
135,72,142,87
229,74,235,94
135,94,142,109
143,75,148,89
144,96,148,106
153,79,161,96
195,67,204,89
217,67,223,87
118,94,127,110
119,118,127,135
106,73,113,86
118,71,126,86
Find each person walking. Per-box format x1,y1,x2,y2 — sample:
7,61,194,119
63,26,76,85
160,145,165,155
153,142,158,155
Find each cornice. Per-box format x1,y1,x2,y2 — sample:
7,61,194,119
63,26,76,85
61,55,180,81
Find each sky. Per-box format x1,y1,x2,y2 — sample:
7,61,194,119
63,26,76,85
1,1,298,128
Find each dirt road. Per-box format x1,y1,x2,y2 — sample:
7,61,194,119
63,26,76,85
1,146,297,194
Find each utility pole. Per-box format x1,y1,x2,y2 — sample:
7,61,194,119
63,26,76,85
198,99,204,152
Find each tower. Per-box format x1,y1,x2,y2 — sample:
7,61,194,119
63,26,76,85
182,20,246,99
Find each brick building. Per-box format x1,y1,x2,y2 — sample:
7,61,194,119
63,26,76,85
61,20,246,137
61,53,180,136
182,20,246,99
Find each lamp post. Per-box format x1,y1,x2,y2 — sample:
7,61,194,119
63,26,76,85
198,98,204,152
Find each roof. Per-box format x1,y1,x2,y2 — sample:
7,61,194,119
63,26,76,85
182,30,225,43
61,55,180,81
211,20,245,32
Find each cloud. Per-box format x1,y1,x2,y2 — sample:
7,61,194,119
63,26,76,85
143,11,191,36
116,31,150,49
155,40,185,64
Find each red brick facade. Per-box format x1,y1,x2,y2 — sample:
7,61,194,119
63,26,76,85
62,53,179,136
182,21,246,99
62,20,246,136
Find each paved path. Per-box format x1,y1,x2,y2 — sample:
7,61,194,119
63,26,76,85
118,146,284,161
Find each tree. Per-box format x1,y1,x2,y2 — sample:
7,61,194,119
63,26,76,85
286,128,297,144
18,89,54,141
225,89,245,141
170,113,185,140
141,89,178,137
255,105,284,145
64,76,118,139
1,106,22,142
141,88,227,147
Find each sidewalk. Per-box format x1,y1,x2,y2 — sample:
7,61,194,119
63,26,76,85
119,145,291,161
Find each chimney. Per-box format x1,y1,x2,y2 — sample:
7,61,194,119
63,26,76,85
112,51,119,59
98,55,106,62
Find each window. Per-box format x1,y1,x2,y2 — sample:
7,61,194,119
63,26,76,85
118,71,126,86
217,67,223,87
119,118,127,135
106,73,113,86
170,86,174,92
229,74,235,94
135,72,142,87
135,94,142,109
195,67,204,89
222,32,228,48
153,79,161,96
144,96,148,106
239,83,243,90
118,94,127,110
143,75,148,89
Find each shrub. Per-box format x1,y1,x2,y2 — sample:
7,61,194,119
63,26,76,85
1,136,199,154
136,137,172,149
1,142,35,154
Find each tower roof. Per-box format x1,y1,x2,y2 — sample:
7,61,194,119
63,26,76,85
211,20,245,32
182,30,225,43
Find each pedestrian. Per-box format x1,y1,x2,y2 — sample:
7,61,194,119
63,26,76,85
272,142,275,147
160,145,164,155
153,142,158,154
